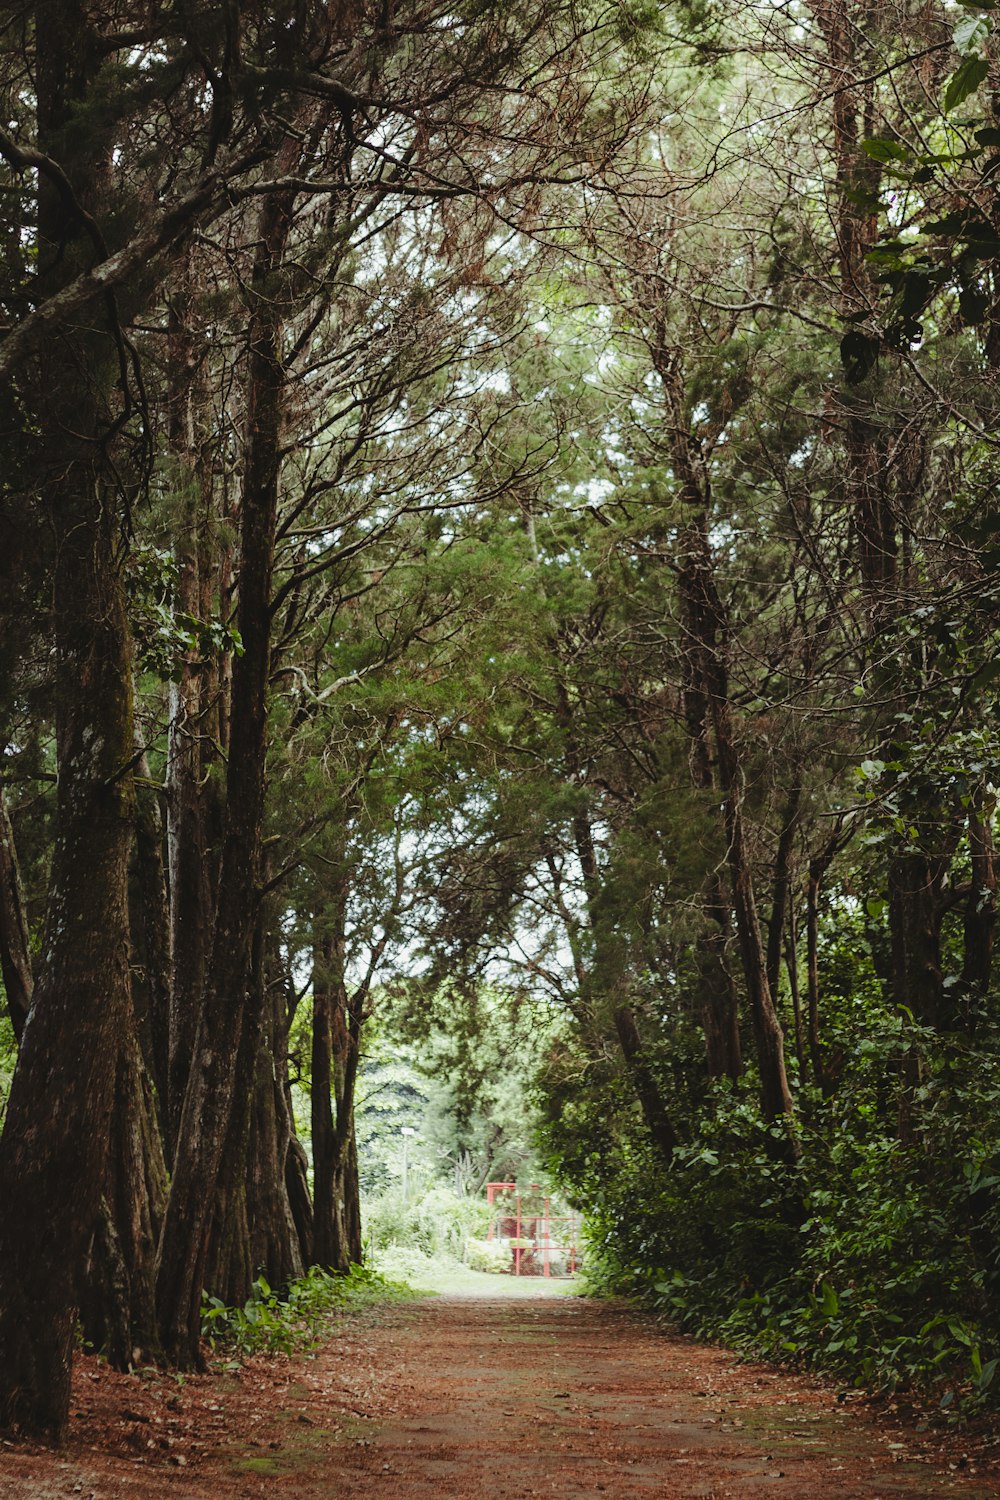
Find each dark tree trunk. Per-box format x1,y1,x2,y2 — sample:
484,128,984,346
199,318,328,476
343,1127,363,1266
246,946,304,1289
0,456,136,1438
155,174,298,1366
0,6,138,1439
683,633,743,1086
563,763,681,1160
814,0,959,1053
0,497,136,1439
133,749,171,1130
717,743,796,1125
677,493,795,1124
0,780,32,1041
698,885,743,1084
657,337,793,1126
311,938,343,1270
200,972,258,1308
286,1133,315,1268
613,1001,678,1158
312,905,366,1271
766,785,802,1004
166,670,213,1156
80,1020,167,1367
888,853,948,1029
165,459,212,1156
163,261,232,1159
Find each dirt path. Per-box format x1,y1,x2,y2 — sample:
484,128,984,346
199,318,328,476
2,1291,998,1499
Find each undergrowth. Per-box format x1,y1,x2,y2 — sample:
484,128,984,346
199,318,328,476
546,1013,1000,1420
200,1262,413,1358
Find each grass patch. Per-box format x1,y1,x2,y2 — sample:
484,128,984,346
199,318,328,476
236,1456,283,1476
372,1245,582,1297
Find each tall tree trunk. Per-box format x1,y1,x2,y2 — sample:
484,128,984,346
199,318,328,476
654,333,792,1124
286,1133,316,1268
564,749,680,1159
888,852,948,1029
312,894,366,1271
133,749,171,1130
682,611,744,1085
666,403,794,1124
613,998,678,1157
342,1126,363,1267
246,942,304,1289
311,936,343,1270
0,486,136,1442
815,0,955,1046
0,7,137,1439
155,174,298,1366
698,880,743,1083
766,785,802,1003
200,933,260,1308
165,284,213,1154
714,727,796,1124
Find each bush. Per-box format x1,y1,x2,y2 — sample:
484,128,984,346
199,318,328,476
200,1263,411,1357
551,1022,1000,1415
465,1238,512,1273
364,1184,492,1259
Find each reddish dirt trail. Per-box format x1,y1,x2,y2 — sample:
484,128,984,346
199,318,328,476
1,1292,998,1499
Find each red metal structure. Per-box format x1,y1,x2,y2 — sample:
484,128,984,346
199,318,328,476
485,1182,581,1277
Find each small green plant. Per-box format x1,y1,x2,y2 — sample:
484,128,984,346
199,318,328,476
200,1263,412,1358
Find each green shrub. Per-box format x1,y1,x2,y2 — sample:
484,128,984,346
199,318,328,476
545,1016,1000,1416
200,1263,411,1358
465,1238,512,1273
364,1184,492,1258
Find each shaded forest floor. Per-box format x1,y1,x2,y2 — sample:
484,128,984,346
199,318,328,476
2,1289,999,1498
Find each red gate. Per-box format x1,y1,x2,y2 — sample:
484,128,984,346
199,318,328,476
485,1182,581,1277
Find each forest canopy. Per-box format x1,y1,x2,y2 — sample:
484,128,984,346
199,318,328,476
2,0,1000,1441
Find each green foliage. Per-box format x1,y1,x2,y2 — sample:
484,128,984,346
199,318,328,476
364,1184,492,1260
126,546,242,682
0,1007,14,1127
465,1238,513,1273
550,1002,1000,1415
199,1264,412,1358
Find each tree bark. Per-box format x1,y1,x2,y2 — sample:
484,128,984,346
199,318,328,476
655,334,793,1125
312,900,365,1271
79,1018,166,1368
0,488,136,1442
698,879,743,1084
132,749,171,1131
888,852,948,1029
155,172,298,1366
246,943,304,1289
613,1000,678,1157
311,936,343,1270
671,432,794,1124
0,5,138,1439
165,284,214,1154
766,785,802,1003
